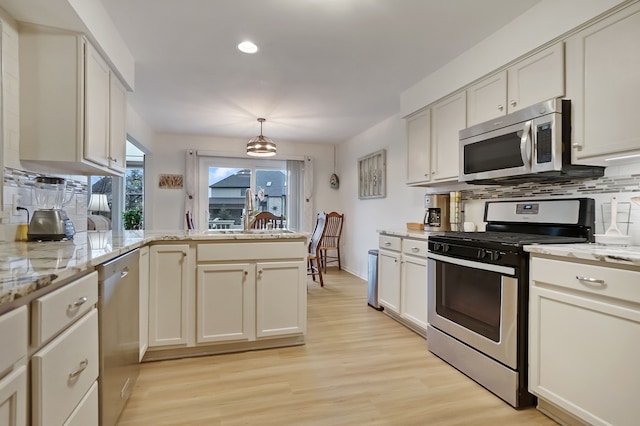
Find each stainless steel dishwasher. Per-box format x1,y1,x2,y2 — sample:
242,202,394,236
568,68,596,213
97,248,140,426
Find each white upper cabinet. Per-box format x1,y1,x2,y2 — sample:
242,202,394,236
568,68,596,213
19,24,127,176
566,1,640,165
109,74,127,174
405,109,431,185
431,91,466,183
84,42,110,169
466,71,507,127
406,92,466,186
467,43,565,127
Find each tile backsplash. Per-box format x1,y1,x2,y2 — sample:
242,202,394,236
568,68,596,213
2,167,88,241
460,162,640,244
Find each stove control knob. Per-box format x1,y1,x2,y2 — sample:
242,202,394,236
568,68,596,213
433,243,442,252
442,244,451,253
489,250,501,261
477,249,486,259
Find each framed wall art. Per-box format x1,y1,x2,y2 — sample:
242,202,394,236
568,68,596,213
358,149,386,199
158,174,184,189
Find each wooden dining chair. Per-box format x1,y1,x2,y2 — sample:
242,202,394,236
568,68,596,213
251,211,284,229
319,212,344,273
308,212,327,286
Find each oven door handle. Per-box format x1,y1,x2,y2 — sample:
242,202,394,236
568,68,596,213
427,252,516,276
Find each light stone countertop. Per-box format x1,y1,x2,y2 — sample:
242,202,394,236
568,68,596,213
0,229,308,314
378,229,444,241
524,243,640,267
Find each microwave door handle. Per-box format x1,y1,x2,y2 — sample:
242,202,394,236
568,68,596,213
520,120,532,167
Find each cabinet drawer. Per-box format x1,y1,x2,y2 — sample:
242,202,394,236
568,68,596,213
63,380,98,426
198,241,305,262
402,239,428,257
531,257,640,304
32,272,98,346
0,306,27,373
379,235,401,251
32,309,99,426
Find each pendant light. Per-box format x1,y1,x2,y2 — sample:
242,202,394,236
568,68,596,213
246,118,276,157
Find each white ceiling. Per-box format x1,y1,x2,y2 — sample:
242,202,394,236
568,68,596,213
17,0,542,144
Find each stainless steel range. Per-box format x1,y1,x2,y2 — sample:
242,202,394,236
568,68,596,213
426,198,595,408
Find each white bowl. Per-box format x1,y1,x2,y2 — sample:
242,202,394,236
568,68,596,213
594,233,633,246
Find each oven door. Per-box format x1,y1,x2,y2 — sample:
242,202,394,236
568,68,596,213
427,252,518,369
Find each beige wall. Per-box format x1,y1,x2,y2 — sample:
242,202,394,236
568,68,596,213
144,133,339,231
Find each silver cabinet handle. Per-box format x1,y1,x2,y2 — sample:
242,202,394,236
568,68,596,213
411,247,420,253
68,296,88,309
498,104,504,111
384,242,391,246
69,359,88,379
510,100,517,107
576,276,606,286
120,268,129,279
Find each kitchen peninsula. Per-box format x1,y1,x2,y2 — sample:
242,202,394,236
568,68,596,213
0,230,308,425
0,229,309,348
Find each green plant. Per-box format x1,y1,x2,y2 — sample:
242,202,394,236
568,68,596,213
122,208,143,230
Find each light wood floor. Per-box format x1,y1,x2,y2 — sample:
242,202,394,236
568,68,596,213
117,270,557,426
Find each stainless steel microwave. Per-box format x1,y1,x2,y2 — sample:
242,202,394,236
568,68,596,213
459,98,604,185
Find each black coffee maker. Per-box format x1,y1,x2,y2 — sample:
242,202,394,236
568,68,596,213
423,194,450,232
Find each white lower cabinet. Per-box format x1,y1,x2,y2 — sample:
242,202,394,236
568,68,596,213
378,234,428,335
0,306,28,426
148,239,307,357
148,244,191,347
196,263,255,343
63,381,98,426
400,241,428,332
256,261,306,338
31,309,99,426
139,246,150,361
0,365,27,426
378,235,401,314
529,255,640,426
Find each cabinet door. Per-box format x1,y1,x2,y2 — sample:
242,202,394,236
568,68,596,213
431,92,466,182
256,261,306,338
196,263,255,343
108,74,127,174
84,42,110,168
400,255,428,332
0,365,27,426
529,285,640,426
466,71,507,126
139,246,150,361
406,109,431,185
566,2,640,163
378,249,401,314
149,245,190,347
507,42,564,113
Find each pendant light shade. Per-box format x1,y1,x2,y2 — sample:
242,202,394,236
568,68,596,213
247,118,276,157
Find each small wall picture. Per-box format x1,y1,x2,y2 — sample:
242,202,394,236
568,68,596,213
159,174,183,189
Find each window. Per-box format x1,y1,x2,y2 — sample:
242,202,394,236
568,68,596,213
89,139,146,230
198,156,304,231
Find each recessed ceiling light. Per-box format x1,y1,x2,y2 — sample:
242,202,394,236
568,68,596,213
237,41,258,54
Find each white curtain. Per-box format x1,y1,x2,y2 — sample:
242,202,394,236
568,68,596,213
303,156,314,233
184,149,196,229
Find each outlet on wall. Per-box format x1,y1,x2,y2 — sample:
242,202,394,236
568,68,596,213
12,194,22,215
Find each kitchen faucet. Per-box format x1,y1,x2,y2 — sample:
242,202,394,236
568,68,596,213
243,188,257,231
